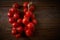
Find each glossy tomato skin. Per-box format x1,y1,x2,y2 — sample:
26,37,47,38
27,22,34,29
12,27,16,30
12,22,18,27
32,19,37,24
25,11,32,17
11,28,16,35
23,2,29,8
25,29,33,37
22,17,29,25
16,26,23,33
9,8,17,14
15,34,21,38
8,12,13,17
27,22,35,31
12,3,19,8
9,18,15,24
29,5,35,12
13,13,19,19
23,8,28,13
24,15,30,19
17,19,22,24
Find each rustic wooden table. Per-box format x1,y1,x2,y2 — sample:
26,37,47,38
0,0,60,40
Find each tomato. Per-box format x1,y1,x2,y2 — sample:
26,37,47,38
12,27,16,30
12,22,18,27
15,34,21,38
9,8,17,13
22,18,29,25
25,11,32,17
24,15,29,19
32,19,37,24
29,5,35,11
16,26,23,33
11,28,16,35
27,22,34,29
13,13,19,19
27,22,35,31
25,29,32,37
12,3,19,8
23,2,29,8
23,8,28,13
8,12,13,17
9,18,14,24
17,19,22,24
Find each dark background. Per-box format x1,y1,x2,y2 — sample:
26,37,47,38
0,0,60,40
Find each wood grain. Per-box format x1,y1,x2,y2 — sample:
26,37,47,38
0,0,60,40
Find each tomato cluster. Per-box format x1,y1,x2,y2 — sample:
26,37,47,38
8,2,37,38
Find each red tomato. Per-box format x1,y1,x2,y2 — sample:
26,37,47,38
24,15,29,19
23,8,28,13
8,12,13,17
17,19,22,24
25,29,32,37
12,22,18,27
9,8,17,13
9,18,14,24
15,34,21,38
12,27,16,30
26,11,32,17
22,18,29,25
27,22,35,31
27,22,34,29
29,5,35,11
11,28,16,35
32,19,37,24
16,26,23,33
13,13,19,19
12,3,19,8
32,14,35,19
23,2,28,7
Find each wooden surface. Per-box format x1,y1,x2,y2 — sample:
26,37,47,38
0,0,60,40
